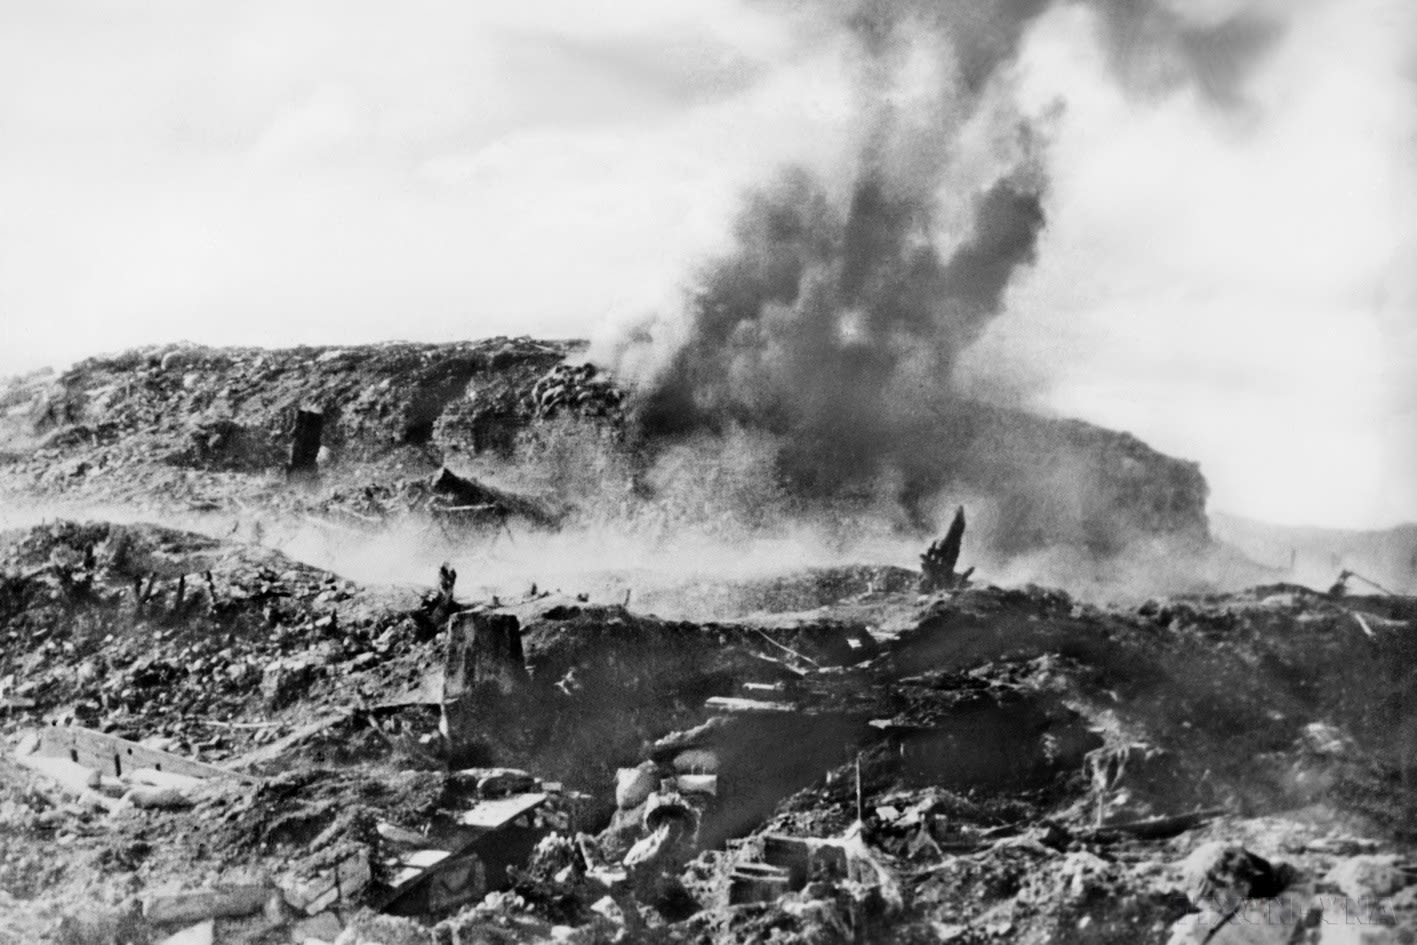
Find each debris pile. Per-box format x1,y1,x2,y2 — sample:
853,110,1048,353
0,337,1412,944
3,513,1413,943
528,363,624,421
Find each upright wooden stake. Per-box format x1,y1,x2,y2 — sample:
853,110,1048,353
855,753,864,825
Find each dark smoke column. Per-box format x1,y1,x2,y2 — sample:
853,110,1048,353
617,0,1279,526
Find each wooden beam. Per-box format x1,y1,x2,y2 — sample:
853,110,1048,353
27,724,253,783
452,792,547,831
705,696,797,715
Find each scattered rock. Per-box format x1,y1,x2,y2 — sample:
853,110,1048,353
1325,855,1410,902
1181,843,1289,909
262,658,320,712
615,762,661,811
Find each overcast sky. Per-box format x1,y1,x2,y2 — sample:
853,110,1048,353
1,0,1414,528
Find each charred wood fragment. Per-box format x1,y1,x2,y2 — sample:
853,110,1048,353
920,506,974,593
415,562,461,640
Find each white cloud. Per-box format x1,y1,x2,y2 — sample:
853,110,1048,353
0,0,846,369
957,0,1417,527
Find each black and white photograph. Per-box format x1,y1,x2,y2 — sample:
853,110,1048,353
1,2,1415,942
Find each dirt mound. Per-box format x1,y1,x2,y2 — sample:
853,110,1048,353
18,338,570,469
2,337,1213,567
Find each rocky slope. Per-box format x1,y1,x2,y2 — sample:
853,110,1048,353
0,519,1412,944
1,338,1206,560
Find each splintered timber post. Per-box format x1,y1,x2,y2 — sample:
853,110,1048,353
286,408,324,481
855,752,864,825
920,505,975,593
440,611,528,764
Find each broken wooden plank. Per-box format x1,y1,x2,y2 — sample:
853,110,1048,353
11,741,127,813
28,725,246,782
385,849,452,892
1082,807,1227,841
377,821,440,849
705,696,797,715
751,628,821,668
452,792,547,831
14,750,100,794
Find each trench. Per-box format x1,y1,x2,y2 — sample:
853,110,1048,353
441,606,1103,861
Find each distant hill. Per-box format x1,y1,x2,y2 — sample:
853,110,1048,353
1211,510,1417,594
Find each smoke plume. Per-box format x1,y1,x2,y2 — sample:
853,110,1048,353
610,0,1283,514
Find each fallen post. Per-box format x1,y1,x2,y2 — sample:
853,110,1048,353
705,696,798,715
1081,807,1227,841
143,886,272,925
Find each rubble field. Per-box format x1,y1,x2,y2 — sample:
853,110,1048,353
0,340,1413,944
